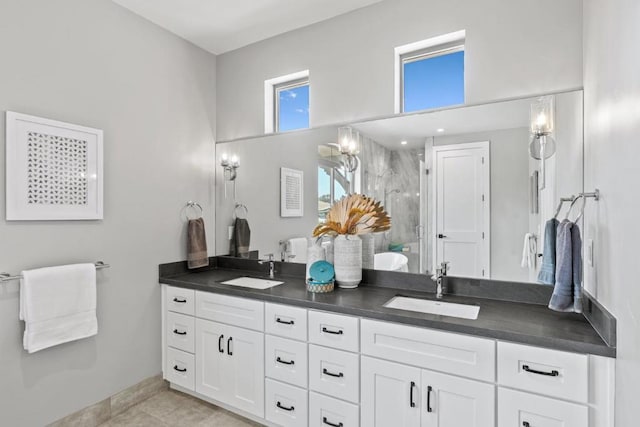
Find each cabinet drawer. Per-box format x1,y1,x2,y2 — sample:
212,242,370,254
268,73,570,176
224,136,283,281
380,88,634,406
165,286,195,316
361,318,495,382
166,311,195,353
195,291,264,331
265,379,308,427
265,335,308,388
165,347,195,391
308,311,359,353
309,392,359,427
309,344,359,404
498,387,588,427
498,341,588,403
265,303,308,341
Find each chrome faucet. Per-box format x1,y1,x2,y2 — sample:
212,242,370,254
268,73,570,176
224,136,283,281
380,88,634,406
258,253,276,279
431,261,450,299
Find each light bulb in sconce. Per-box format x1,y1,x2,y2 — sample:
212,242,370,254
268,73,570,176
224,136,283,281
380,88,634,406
230,155,239,167
220,153,229,166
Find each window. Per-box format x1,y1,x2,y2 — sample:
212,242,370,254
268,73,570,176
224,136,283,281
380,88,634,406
394,31,466,114
275,79,309,132
264,70,310,133
317,145,350,223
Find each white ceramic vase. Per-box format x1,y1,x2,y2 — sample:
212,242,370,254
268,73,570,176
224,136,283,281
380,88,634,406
334,234,362,288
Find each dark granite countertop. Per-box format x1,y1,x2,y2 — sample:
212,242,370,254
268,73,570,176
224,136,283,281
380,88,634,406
160,266,615,358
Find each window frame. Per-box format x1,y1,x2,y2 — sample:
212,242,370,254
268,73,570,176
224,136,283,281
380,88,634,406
264,70,310,134
400,42,465,113
273,77,310,133
393,30,466,114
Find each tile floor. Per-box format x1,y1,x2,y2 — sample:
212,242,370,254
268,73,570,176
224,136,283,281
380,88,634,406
99,389,264,426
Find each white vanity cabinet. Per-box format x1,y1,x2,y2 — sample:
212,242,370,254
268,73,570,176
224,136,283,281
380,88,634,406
162,285,614,427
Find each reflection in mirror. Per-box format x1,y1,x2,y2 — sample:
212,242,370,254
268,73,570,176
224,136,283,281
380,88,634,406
215,90,583,285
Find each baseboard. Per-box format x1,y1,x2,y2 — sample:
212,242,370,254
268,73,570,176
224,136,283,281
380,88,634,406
48,374,168,427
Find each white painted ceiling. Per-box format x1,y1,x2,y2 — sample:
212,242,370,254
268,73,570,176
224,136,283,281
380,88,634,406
352,97,533,149
112,0,383,54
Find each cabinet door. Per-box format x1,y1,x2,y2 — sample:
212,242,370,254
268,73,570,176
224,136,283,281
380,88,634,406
224,324,265,418
361,356,421,427
195,319,227,402
421,370,494,427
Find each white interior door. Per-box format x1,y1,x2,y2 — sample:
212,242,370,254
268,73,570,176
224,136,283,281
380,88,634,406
433,142,490,278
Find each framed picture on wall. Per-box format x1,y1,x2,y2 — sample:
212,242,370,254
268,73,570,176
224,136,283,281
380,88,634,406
280,167,303,217
5,111,104,220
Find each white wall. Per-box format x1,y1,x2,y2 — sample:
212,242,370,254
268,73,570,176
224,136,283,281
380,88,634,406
583,1,640,425
0,1,216,425
216,0,583,141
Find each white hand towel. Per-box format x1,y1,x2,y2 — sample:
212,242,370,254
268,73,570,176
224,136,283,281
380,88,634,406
20,263,97,353
520,233,537,270
287,238,308,264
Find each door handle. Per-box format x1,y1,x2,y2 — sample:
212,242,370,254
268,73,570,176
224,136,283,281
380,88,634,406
426,385,433,412
227,337,233,356
409,381,417,408
437,234,447,239
218,334,224,353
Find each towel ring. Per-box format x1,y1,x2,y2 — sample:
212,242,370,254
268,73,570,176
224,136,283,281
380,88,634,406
234,203,248,219
185,201,203,220
553,196,575,219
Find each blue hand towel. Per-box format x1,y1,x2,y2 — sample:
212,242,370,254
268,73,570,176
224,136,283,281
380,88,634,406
537,218,558,285
549,220,583,312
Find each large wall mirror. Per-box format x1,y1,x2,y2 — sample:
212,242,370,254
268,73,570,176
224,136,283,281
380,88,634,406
215,89,583,284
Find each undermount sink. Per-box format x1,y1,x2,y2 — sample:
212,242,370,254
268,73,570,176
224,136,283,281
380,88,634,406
383,296,480,320
220,276,284,290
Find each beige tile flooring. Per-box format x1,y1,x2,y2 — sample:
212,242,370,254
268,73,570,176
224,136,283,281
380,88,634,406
99,389,264,427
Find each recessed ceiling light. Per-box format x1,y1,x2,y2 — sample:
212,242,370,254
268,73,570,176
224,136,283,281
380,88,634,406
437,128,445,133
401,140,408,145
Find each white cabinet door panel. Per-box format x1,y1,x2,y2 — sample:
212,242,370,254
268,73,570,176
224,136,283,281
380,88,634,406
195,318,227,402
421,369,494,427
361,356,421,427
498,388,588,427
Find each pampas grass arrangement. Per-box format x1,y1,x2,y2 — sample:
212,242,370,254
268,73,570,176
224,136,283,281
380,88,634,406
313,194,391,237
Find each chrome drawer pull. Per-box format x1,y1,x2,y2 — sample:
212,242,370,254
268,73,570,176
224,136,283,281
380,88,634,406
276,401,295,412
322,327,343,335
322,368,344,378
276,357,295,365
173,329,187,336
323,417,343,427
522,364,559,377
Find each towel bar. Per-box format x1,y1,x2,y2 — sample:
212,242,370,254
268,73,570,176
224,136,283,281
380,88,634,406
0,261,110,283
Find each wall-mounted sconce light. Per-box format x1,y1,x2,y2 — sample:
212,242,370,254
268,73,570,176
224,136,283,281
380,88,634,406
529,96,556,189
220,153,240,199
338,126,360,174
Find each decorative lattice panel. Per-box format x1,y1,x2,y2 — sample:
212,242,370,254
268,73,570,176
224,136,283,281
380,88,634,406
26,132,89,205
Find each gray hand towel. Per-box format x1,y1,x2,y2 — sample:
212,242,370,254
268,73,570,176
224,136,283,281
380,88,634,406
537,218,558,285
548,220,583,312
230,218,251,258
187,218,209,269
